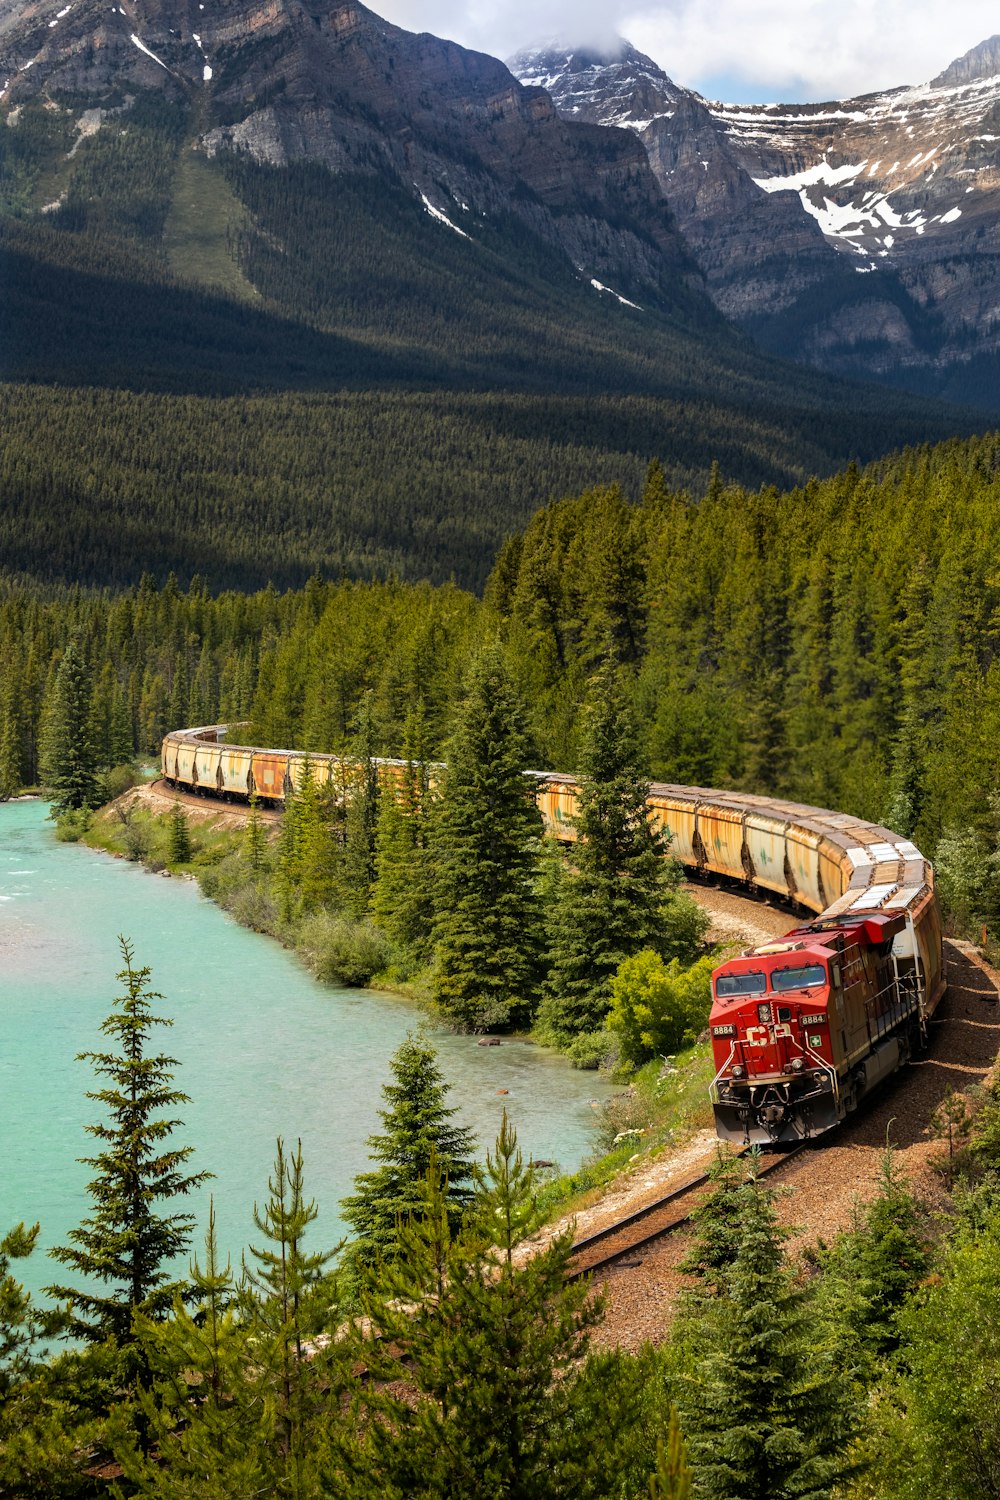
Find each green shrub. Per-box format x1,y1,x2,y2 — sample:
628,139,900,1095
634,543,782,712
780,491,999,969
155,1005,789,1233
54,808,91,842
607,950,715,1070
100,763,141,802
297,911,393,987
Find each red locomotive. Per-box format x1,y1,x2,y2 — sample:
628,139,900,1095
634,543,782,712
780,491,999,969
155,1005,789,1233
709,892,945,1144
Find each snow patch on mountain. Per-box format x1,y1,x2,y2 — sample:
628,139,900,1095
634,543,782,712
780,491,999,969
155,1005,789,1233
418,190,470,240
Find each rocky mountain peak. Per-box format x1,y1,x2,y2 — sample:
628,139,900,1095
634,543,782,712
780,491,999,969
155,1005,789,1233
931,34,1000,89
506,36,684,126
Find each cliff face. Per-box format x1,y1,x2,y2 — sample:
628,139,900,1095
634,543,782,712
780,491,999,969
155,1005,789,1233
509,37,1000,401
0,0,703,312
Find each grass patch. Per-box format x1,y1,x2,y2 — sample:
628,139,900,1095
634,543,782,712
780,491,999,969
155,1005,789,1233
163,152,257,300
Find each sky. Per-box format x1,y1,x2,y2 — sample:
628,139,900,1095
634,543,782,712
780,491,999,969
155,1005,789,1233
374,0,1000,102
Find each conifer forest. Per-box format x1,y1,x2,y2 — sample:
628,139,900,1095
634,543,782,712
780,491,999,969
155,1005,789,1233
4,24,1000,1494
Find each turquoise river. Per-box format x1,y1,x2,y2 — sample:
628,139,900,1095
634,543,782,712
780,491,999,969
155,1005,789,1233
0,800,612,1297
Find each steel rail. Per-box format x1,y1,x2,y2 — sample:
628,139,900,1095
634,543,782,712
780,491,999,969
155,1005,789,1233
566,1143,808,1280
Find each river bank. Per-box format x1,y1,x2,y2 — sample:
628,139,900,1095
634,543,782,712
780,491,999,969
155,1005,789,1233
1,799,615,1300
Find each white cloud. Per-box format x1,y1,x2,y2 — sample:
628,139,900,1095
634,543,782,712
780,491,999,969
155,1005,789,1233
374,0,1000,101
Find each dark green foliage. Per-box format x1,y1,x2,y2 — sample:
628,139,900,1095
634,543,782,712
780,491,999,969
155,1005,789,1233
342,695,380,920
811,1144,930,1363
370,723,436,962
0,1224,63,1400
240,1139,338,1494
679,1147,749,1295
649,1409,694,1500
675,1170,859,1500
39,638,100,811
46,938,209,1364
335,1115,613,1500
541,667,667,1045
166,803,192,864
431,648,546,1030
243,794,270,873
340,1035,475,1267
862,1216,1000,1500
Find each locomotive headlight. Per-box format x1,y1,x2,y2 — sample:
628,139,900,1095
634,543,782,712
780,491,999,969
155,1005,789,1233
731,1064,746,1079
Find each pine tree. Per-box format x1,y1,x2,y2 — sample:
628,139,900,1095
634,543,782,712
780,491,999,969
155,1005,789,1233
0,700,21,801
343,693,380,919
340,1034,475,1267
167,803,193,864
39,638,101,811
813,1143,929,1362
115,1203,267,1496
335,1115,609,1500
0,1224,64,1399
371,708,436,961
244,792,270,873
241,1139,339,1497
431,647,545,1030
649,1409,693,1500
47,939,210,1380
676,1170,858,1500
542,665,667,1044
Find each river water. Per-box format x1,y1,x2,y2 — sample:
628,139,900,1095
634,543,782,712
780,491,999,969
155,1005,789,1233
0,800,611,1297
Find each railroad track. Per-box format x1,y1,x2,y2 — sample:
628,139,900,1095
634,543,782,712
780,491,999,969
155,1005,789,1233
567,1143,809,1280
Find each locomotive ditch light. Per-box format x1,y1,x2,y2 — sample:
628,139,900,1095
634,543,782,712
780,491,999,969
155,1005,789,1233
789,1056,806,1073
731,1064,746,1079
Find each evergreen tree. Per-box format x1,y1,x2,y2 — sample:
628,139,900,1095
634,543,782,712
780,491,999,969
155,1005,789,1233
335,1115,610,1500
340,1035,475,1267
371,707,436,961
0,1224,64,1400
39,638,101,812
115,1203,267,1496
244,793,270,873
541,666,667,1044
431,647,545,1030
675,1170,858,1500
812,1144,929,1362
649,1410,693,1500
47,938,210,1379
167,803,193,864
0,701,21,802
241,1139,339,1498
343,693,380,919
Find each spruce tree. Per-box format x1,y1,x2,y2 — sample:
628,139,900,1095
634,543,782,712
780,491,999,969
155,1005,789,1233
431,647,545,1030
47,939,210,1375
241,1139,339,1497
167,803,193,864
541,666,667,1044
649,1410,693,1500
371,707,436,962
343,692,380,919
335,1115,609,1500
340,1035,475,1266
675,1170,858,1500
39,638,101,812
244,793,270,873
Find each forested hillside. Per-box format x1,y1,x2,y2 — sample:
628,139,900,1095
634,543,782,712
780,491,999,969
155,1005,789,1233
5,428,1000,931
0,86,984,590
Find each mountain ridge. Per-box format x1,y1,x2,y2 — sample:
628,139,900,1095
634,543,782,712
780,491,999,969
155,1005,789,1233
509,32,1000,407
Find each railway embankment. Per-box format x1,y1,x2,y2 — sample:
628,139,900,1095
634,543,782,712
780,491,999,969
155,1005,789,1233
531,909,1000,1353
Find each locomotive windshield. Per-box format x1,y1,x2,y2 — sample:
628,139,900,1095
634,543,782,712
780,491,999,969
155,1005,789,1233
771,964,826,991
715,971,767,998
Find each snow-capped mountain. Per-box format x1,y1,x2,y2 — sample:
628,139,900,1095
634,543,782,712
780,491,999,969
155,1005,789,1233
509,35,1000,401
0,0,703,316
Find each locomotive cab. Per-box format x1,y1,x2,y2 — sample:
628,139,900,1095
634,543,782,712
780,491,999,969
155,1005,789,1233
709,911,922,1145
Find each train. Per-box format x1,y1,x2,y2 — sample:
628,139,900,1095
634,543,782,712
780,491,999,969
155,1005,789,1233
161,725,946,1147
